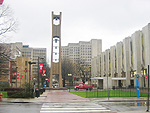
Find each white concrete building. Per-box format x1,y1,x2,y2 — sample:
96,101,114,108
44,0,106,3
91,23,150,89
61,39,102,66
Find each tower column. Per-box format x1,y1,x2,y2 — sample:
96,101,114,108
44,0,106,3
49,12,63,88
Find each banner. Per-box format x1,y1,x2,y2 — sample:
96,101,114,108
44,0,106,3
17,74,19,79
39,63,44,73
0,0,4,5
42,68,46,75
145,75,148,79
21,75,23,79
12,72,15,77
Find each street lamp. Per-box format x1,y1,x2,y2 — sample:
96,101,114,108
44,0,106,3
16,67,18,88
38,57,44,90
33,78,36,92
28,61,36,97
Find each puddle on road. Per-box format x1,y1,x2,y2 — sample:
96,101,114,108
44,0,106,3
100,101,148,107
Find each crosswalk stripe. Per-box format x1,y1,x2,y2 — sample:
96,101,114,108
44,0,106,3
41,107,107,110
40,109,111,113
40,103,111,113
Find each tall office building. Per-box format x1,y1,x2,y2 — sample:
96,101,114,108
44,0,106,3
22,45,47,78
61,39,102,66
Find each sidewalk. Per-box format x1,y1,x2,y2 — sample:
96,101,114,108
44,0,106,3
45,90,89,102
90,97,148,102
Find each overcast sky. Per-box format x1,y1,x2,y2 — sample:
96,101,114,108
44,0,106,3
3,0,150,61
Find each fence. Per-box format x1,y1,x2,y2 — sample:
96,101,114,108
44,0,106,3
85,87,149,98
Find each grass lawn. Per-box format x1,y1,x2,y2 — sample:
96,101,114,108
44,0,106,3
0,91,8,98
70,90,148,98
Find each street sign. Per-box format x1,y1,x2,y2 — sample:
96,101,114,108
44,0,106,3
0,0,4,5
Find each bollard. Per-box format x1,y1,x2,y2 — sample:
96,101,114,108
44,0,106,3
0,93,3,101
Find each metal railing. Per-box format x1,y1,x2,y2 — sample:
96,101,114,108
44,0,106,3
85,87,149,98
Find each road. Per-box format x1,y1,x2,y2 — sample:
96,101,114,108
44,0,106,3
97,101,148,113
0,102,41,113
0,101,148,113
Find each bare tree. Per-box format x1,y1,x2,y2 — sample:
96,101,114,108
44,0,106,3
0,4,18,87
61,58,75,87
76,60,91,83
0,5,18,42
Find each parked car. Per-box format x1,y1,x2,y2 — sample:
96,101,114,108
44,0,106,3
74,82,93,91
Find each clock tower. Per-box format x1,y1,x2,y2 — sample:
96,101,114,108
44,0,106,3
49,12,63,88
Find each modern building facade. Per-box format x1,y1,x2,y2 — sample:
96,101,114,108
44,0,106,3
61,39,102,66
91,23,150,89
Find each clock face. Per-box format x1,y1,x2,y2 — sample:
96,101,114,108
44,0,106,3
53,17,60,25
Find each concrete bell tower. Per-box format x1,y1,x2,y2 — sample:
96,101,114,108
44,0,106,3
49,12,63,88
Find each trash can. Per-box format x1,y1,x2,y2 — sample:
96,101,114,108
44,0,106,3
112,86,115,90
35,89,40,98
43,88,45,92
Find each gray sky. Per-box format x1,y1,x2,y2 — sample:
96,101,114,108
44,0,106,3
4,0,150,61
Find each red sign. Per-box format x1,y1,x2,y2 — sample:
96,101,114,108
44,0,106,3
39,63,44,73
17,74,19,79
0,0,4,5
42,69,46,75
12,72,15,77
145,75,148,79
21,75,23,79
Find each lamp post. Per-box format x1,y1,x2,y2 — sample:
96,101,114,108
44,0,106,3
38,57,44,90
28,61,36,97
33,78,36,92
107,73,109,100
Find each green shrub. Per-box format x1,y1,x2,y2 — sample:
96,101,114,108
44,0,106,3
0,83,9,91
8,91,35,98
5,83,35,98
